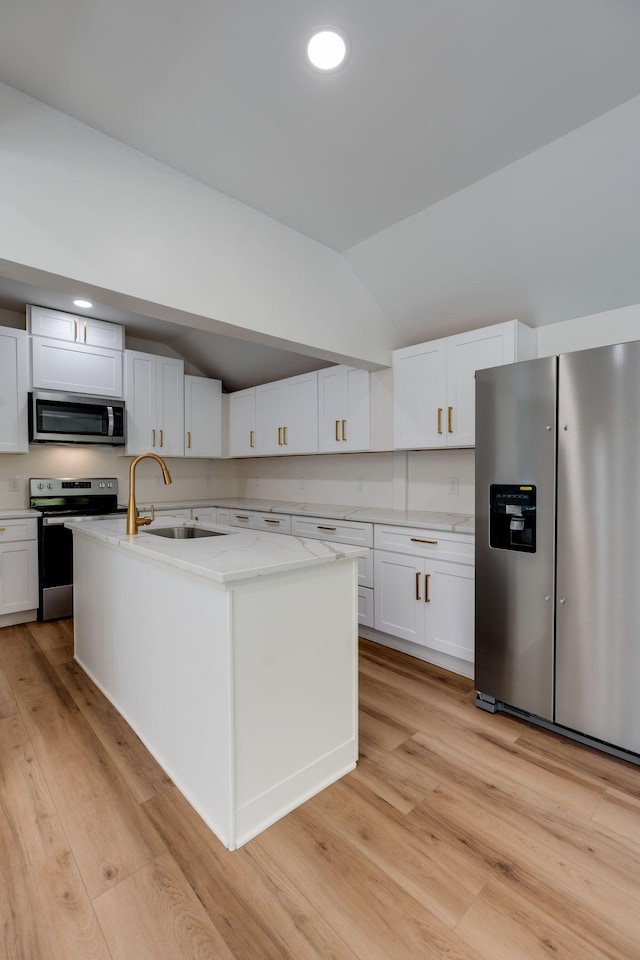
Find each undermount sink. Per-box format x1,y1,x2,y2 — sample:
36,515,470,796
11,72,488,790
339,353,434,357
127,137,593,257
146,526,227,540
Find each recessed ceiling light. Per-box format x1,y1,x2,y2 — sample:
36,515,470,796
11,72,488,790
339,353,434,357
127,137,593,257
73,299,93,309
307,28,350,72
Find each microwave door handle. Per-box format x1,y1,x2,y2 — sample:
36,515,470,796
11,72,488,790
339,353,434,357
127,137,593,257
107,406,115,437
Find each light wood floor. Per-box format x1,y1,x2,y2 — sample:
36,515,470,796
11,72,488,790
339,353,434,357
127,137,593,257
1,620,639,959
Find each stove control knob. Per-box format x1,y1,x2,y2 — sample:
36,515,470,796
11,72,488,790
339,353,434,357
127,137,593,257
99,482,106,488
46,483,53,490
107,482,113,488
37,482,44,490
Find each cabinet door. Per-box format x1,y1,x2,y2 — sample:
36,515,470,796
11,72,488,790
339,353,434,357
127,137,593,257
125,350,157,454
27,305,123,348
318,366,370,453
281,372,318,454
317,366,344,452
184,376,222,458
0,327,28,453
156,357,184,456
374,550,424,643
255,381,283,455
446,327,514,447
31,337,123,398
424,560,475,662
0,540,38,614
393,339,447,449
228,389,256,457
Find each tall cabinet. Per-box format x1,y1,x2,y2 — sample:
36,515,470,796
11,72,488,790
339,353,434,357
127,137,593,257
0,326,29,454
393,320,535,449
124,350,184,456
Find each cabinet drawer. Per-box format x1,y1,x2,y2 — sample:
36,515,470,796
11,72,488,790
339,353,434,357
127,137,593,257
0,519,38,543
191,508,219,524
358,586,374,628
374,525,473,565
255,513,291,534
290,515,373,548
229,510,257,528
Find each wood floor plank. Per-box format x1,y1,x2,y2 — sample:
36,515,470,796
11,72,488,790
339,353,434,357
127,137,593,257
5,648,165,899
94,851,236,960
415,784,640,960
54,657,173,804
455,878,612,960
25,617,74,666
593,788,640,848
304,776,488,929
0,623,40,668
351,735,439,813
400,730,640,902
144,785,362,960
358,702,417,751
255,800,481,960
0,663,13,703
0,713,111,960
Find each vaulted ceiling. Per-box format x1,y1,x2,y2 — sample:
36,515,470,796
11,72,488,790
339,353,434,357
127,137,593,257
2,1,640,387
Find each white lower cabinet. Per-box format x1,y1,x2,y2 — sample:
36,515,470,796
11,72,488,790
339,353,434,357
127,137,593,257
358,586,374,628
373,526,475,664
0,519,39,619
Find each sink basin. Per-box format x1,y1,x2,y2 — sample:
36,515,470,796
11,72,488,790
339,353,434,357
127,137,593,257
146,526,227,539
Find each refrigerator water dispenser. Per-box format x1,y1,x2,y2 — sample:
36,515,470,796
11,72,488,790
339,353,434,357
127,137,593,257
489,484,536,552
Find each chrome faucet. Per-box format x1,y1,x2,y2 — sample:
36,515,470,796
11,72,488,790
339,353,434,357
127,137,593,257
126,452,172,535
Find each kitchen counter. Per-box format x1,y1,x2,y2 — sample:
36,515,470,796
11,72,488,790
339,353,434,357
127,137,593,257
66,515,368,584
68,516,362,850
0,508,40,519
143,498,475,534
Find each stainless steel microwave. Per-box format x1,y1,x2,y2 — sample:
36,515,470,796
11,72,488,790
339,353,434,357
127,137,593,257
29,390,126,445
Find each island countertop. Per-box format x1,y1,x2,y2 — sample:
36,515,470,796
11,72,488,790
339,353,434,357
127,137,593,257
65,516,369,585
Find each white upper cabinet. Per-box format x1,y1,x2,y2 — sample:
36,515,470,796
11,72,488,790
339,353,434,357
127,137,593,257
0,326,29,454
124,350,184,456
318,365,371,453
228,388,257,457
184,375,222,458
27,304,124,349
255,371,318,456
393,320,535,449
28,304,124,398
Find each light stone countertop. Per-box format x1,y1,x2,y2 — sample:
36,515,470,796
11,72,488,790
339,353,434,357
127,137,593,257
120,498,476,535
0,508,41,519
65,516,369,586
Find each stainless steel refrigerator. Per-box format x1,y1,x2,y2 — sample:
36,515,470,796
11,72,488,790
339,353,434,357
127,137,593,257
475,341,640,761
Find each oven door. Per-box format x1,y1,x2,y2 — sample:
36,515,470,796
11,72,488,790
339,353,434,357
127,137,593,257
30,391,126,445
39,518,75,620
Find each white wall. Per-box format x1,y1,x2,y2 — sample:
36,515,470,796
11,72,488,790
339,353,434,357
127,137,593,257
0,83,395,369
536,303,640,357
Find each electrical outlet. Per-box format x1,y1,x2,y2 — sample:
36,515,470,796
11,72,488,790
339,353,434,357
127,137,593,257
448,477,459,495
8,477,19,492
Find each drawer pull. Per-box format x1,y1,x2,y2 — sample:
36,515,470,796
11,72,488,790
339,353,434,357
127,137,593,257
264,518,280,524
235,514,250,521
410,537,438,545
317,525,337,532
415,571,421,601
0,527,6,532
425,573,431,602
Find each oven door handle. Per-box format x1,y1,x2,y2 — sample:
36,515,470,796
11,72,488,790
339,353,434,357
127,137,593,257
107,406,115,437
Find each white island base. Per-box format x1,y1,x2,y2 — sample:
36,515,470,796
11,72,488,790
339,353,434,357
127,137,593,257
72,528,359,849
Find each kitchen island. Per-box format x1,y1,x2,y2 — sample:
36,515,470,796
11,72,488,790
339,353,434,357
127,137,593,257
67,516,366,850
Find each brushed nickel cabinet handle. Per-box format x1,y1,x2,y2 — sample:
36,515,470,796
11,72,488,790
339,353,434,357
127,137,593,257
447,406,453,433
410,537,438,545
341,419,347,441
437,408,443,435
425,573,431,602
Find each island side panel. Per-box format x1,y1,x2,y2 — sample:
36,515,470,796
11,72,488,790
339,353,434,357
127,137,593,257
230,559,359,847
72,531,235,847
